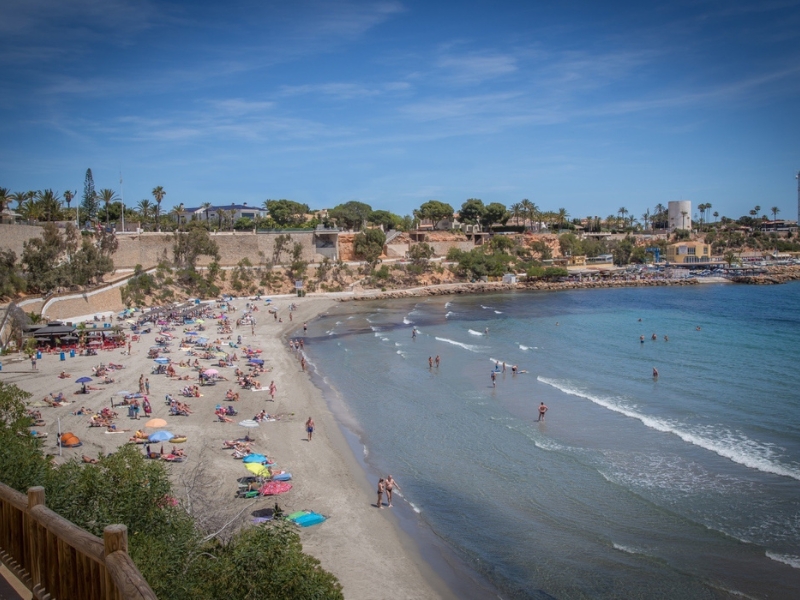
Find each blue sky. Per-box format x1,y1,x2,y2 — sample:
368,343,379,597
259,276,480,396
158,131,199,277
1,0,799,222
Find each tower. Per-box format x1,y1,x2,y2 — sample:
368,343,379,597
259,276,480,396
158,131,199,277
668,200,692,231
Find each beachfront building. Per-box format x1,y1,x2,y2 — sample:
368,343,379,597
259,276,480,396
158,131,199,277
179,203,268,226
665,241,711,264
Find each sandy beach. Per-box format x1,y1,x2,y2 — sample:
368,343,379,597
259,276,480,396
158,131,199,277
0,296,452,600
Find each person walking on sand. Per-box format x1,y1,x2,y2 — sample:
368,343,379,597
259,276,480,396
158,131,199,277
300,355,306,371
537,402,548,421
377,478,386,508
269,381,276,401
305,417,314,441
145,378,150,395
31,354,37,370
138,374,145,393
385,475,400,507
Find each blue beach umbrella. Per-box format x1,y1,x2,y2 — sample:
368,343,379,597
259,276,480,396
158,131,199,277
153,357,170,364
248,358,264,365
75,377,92,383
148,430,174,443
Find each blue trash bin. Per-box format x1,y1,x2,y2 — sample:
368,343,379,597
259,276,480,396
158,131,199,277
70,349,75,358
60,352,65,361
36,351,42,359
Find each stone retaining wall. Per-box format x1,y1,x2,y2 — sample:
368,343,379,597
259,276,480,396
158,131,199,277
0,224,45,257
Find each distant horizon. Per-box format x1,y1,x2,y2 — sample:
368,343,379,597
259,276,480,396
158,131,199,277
1,1,799,222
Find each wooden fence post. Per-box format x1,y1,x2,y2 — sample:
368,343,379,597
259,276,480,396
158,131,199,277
26,487,45,588
104,525,127,600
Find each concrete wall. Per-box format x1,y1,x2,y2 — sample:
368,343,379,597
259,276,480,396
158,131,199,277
0,224,45,257
427,241,474,256
385,243,409,258
112,231,323,269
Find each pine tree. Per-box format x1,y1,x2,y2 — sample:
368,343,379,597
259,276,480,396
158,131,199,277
80,168,98,222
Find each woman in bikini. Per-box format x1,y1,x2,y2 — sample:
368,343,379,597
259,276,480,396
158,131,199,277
377,478,385,509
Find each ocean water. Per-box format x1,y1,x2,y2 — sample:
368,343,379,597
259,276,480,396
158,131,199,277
304,283,800,599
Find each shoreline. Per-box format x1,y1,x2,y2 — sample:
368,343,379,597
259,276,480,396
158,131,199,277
0,296,453,600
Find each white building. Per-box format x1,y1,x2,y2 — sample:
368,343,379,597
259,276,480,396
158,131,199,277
668,200,692,231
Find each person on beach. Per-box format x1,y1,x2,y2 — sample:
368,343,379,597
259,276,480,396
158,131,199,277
412,327,417,339
269,381,276,401
377,478,386,508
537,402,548,421
306,417,314,441
145,378,150,394
428,356,433,368
435,355,440,368
385,475,400,507
491,371,497,387
303,322,308,335
31,355,37,370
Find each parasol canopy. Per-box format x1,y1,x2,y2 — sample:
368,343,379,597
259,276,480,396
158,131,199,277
238,419,259,428
245,463,271,477
147,430,174,443
153,357,170,364
145,418,167,428
203,368,219,376
75,377,92,384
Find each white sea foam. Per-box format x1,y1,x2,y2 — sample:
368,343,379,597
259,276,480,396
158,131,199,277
445,311,455,318
766,552,800,568
434,337,480,352
362,444,369,458
381,337,389,342
481,305,493,310
612,543,645,556
395,342,401,346
494,310,503,314
403,317,413,325
370,325,379,332
396,350,406,358
335,321,342,325
538,377,800,482
408,502,422,513
519,344,530,350
445,301,452,308
468,329,484,336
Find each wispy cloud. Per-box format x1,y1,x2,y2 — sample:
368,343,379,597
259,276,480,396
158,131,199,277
279,81,411,100
435,51,518,84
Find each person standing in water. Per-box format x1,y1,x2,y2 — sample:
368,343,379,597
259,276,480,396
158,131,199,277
435,355,440,367
653,367,659,379
428,356,433,368
385,475,400,507
412,327,417,339
537,402,548,421
305,417,314,441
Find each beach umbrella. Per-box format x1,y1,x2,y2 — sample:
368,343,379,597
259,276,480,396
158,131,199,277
203,368,219,376
242,453,267,464
186,331,198,336
148,430,174,443
245,463,270,477
196,319,205,323
153,357,170,364
238,419,259,428
248,358,264,365
75,377,92,384
145,418,167,428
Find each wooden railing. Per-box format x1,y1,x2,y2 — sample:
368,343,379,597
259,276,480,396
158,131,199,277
0,484,157,600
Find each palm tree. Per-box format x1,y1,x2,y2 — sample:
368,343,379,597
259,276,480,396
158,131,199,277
11,191,28,212
36,189,62,222
98,189,118,228
152,186,166,231
519,199,534,232
653,203,666,229
0,187,9,212
754,205,761,219
617,207,628,229
771,206,780,221
713,211,719,223
509,203,522,227
201,202,212,228
641,210,650,232
170,205,183,230
705,203,712,224
137,199,152,226
680,210,688,230
557,208,569,231
63,190,76,221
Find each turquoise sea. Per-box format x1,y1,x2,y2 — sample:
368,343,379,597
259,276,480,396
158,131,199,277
303,282,800,599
